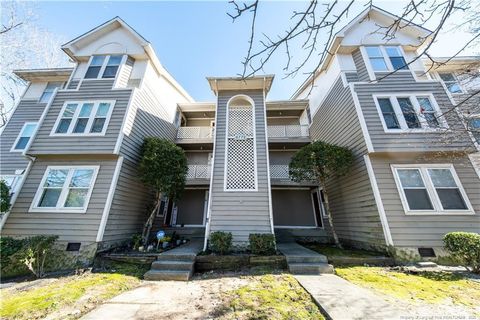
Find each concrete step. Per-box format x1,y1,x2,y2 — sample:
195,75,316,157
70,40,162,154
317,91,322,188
288,262,334,275
144,269,192,281
151,260,193,271
286,255,328,264
156,254,196,262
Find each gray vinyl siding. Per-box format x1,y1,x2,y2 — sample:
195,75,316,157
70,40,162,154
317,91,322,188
28,80,132,155
309,77,385,248
67,80,79,90
102,158,148,245
208,90,272,243
272,190,316,226
2,157,116,242
345,72,359,83
0,100,46,174
176,189,207,225
370,153,480,247
354,73,475,152
453,92,480,145
119,83,176,163
352,49,370,82
116,56,134,89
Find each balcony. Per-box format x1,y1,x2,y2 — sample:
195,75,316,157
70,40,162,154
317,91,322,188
186,165,210,184
267,125,310,146
176,127,214,144
270,164,316,186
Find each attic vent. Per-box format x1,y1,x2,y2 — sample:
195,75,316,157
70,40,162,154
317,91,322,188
225,97,257,191
418,247,435,257
66,242,81,252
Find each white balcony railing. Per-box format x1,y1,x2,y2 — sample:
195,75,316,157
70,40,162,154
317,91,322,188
177,127,214,140
186,165,210,179
270,165,291,180
267,125,309,138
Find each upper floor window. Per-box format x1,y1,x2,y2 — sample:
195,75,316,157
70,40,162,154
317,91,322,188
438,73,463,94
84,55,123,79
468,116,480,143
365,46,408,72
39,82,64,103
52,101,115,136
392,165,473,214
30,166,98,213
11,122,38,152
374,94,444,132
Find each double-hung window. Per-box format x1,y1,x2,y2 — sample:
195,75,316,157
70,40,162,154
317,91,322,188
84,55,123,79
52,101,114,135
364,46,408,72
468,116,480,143
438,73,463,94
374,94,444,131
30,166,98,213
392,165,473,214
39,82,64,103
11,122,38,152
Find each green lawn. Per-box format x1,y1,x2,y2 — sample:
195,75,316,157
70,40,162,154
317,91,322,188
215,274,325,320
336,266,480,311
0,262,148,320
303,243,381,258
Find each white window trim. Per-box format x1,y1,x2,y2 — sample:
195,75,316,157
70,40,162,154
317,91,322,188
10,122,39,152
29,165,99,213
39,82,64,103
223,95,258,192
50,100,115,137
391,164,474,215
373,93,448,133
83,55,124,81
436,72,465,94
361,45,411,81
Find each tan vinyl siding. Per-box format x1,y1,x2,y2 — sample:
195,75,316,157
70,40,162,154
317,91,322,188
2,157,116,242
208,90,272,243
102,158,148,244
370,153,480,247
309,77,385,248
354,73,475,152
28,80,132,155
0,100,46,174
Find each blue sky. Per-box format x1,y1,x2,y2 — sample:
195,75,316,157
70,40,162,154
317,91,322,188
34,1,477,102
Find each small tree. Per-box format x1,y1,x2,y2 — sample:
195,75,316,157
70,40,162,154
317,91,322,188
16,235,58,278
1,180,11,214
289,141,354,248
139,137,188,244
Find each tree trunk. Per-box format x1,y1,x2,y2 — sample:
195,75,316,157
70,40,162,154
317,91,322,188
321,187,343,249
142,192,162,245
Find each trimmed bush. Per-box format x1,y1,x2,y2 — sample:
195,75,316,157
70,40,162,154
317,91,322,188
249,233,276,255
443,232,480,273
0,237,27,276
209,231,232,255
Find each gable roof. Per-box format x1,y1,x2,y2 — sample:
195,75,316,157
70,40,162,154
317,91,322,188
62,17,193,103
292,5,433,98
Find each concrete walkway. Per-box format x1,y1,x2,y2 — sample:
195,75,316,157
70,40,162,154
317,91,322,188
277,242,333,274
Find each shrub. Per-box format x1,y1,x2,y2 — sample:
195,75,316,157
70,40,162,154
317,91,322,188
209,231,232,255
443,232,480,273
1,180,11,213
16,235,59,278
249,233,276,255
0,237,27,276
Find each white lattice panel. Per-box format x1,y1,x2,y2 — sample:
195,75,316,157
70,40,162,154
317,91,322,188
225,104,256,190
186,165,211,179
267,125,309,138
270,165,290,179
177,127,214,139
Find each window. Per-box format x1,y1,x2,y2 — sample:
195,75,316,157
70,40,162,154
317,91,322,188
11,122,38,151
39,82,63,103
438,73,463,94
30,166,98,212
84,55,123,79
374,94,444,131
365,47,388,71
52,101,114,135
467,117,480,143
392,165,473,214
364,46,408,72
385,47,408,70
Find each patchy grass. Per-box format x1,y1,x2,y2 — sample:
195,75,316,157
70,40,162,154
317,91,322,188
0,262,148,320
214,274,324,320
336,266,480,311
302,243,381,258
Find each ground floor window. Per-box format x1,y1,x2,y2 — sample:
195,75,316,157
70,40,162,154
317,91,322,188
30,166,98,213
392,164,473,214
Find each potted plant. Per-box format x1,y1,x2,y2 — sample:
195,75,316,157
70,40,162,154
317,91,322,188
132,234,142,251
162,236,172,249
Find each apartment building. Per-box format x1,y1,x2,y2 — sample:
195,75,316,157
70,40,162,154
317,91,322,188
1,7,478,264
